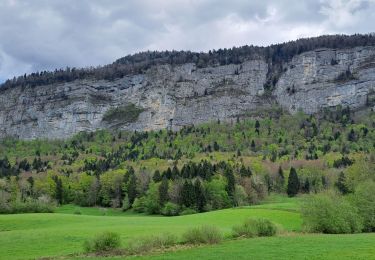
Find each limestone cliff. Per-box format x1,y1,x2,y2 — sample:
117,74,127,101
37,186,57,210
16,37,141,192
0,46,375,139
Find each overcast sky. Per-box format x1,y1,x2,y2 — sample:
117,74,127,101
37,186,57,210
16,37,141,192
0,0,374,83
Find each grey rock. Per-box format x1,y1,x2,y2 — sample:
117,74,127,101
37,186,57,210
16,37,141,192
0,47,375,139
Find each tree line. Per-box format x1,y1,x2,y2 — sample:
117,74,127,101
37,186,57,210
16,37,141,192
2,34,375,90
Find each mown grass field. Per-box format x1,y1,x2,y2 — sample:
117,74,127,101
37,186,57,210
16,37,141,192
0,197,374,260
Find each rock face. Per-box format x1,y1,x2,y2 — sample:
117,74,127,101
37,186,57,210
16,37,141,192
1,46,375,139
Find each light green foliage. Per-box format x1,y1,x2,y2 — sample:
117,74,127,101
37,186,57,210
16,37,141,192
99,169,124,207
350,181,375,232
204,177,231,209
301,192,363,234
143,182,161,214
161,202,180,216
345,157,375,192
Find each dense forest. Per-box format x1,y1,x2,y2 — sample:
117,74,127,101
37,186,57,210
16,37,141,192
0,106,374,215
1,34,375,91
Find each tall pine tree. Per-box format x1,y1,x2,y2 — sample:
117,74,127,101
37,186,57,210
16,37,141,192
287,167,299,197
194,179,206,212
158,177,169,206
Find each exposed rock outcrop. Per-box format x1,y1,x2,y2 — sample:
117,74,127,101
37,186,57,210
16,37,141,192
0,46,374,139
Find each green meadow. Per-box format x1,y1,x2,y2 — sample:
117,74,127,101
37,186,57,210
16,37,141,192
0,208,299,259
1,197,374,260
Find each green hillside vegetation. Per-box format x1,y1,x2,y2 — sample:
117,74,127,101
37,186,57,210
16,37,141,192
0,106,375,259
1,106,374,215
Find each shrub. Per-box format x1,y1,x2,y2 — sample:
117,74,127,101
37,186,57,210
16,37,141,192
182,225,222,244
1,196,55,214
350,181,375,232
179,208,197,215
232,218,277,238
161,202,180,216
84,231,121,253
132,197,146,213
127,233,177,254
102,104,144,124
301,192,363,234
74,208,82,215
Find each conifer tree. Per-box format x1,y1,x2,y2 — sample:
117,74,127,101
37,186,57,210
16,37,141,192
152,170,162,182
335,172,349,194
287,167,299,197
225,168,235,202
158,177,169,206
194,179,206,212
52,176,63,204
181,180,194,208
127,173,137,205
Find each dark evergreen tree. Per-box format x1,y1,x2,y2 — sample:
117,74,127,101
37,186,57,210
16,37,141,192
302,179,310,193
348,129,357,142
251,140,256,151
158,177,169,206
181,180,194,208
287,167,299,197
171,165,179,179
52,176,63,204
194,179,206,212
213,141,220,151
224,168,235,202
127,173,137,205
255,120,260,135
163,167,172,179
152,170,162,182
239,165,252,177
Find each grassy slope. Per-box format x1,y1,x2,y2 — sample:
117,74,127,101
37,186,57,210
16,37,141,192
1,197,374,260
0,206,300,260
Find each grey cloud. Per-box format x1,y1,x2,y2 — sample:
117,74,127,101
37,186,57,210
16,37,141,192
0,0,374,82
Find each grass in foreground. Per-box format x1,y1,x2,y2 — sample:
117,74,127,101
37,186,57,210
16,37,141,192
0,207,300,260
127,233,375,260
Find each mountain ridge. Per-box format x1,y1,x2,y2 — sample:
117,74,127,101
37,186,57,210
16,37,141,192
1,34,375,139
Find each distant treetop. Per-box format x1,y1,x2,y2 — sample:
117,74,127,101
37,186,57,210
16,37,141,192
2,33,375,90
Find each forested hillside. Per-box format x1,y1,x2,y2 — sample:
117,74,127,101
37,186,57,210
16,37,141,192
1,107,374,215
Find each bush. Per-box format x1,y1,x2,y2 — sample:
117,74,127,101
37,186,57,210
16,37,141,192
182,225,222,244
102,104,144,124
132,197,146,213
127,233,177,254
232,218,277,238
84,231,121,253
74,208,82,215
0,196,55,214
350,181,375,232
179,208,197,215
161,202,180,216
301,192,363,234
